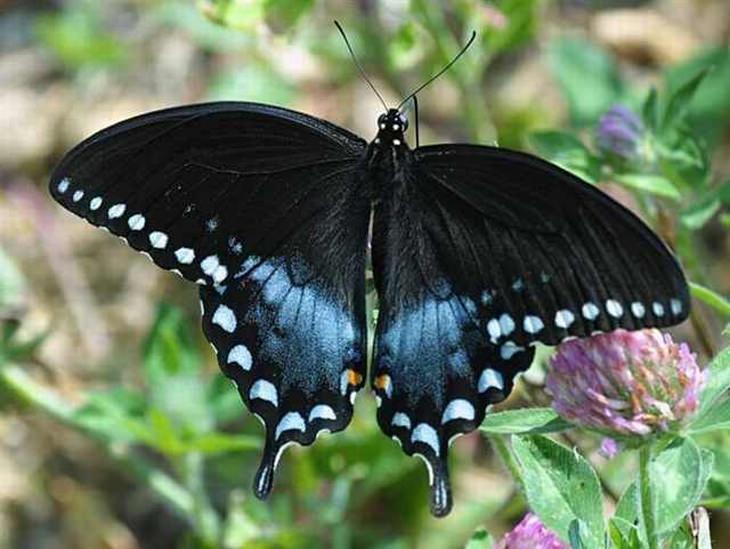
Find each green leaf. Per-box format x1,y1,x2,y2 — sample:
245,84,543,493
549,37,626,125
188,432,261,454
662,69,710,130
568,519,587,549
689,345,730,432
481,0,540,55
466,527,494,549
34,7,126,69
614,173,681,200
608,517,641,549
0,247,26,317
681,196,721,230
689,282,730,318
651,438,707,535
201,0,265,30
480,408,573,435
664,47,730,147
264,0,314,28
529,131,601,182
642,87,659,131
614,439,710,539
512,435,604,547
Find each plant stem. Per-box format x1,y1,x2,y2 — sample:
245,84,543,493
183,451,221,545
410,0,497,143
491,435,524,489
0,362,196,519
639,445,659,549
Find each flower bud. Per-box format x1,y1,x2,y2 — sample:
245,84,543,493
596,104,644,160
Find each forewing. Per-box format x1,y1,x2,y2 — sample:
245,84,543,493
416,144,690,340
49,102,370,497
371,144,688,517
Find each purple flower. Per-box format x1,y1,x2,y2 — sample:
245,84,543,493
596,105,644,160
495,513,567,549
599,437,620,459
546,329,705,439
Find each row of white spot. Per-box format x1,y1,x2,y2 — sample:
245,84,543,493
58,178,229,284
485,298,683,343
386,368,505,457
225,335,347,442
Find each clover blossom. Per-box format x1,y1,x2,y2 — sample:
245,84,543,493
546,329,704,439
494,513,567,549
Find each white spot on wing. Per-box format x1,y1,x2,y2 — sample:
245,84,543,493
201,255,220,276
212,265,228,284
149,231,168,249
670,299,682,315
487,318,501,342
441,399,475,424
175,247,195,264
499,313,515,335
500,341,523,360
89,197,102,210
108,203,126,219
478,368,504,392
392,412,411,430
275,412,306,440
212,305,236,333
652,302,665,316
606,299,623,318
555,309,575,329
309,405,336,422
128,214,146,231
523,315,544,334
72,190,84,202
339,370,349,396
249,379,278,406
57,178,70,193
411,423,440,457
227,344,252,370
631,302,645,318
582,302,600,320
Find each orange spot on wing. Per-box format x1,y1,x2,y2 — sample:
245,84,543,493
374,374,391,391
347,369,363,387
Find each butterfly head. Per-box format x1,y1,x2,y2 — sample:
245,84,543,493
375,109,408,148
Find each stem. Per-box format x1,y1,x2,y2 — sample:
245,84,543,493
491,435,524,488
410,0,497,143
0,362,196,519
183,452,221,545
639,445,659,549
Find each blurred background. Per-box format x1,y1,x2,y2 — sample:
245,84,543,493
0,0,729,547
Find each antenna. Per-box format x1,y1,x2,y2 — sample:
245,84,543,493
397,31,477,110
334,21,388,112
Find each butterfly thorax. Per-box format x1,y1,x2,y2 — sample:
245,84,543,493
367,109,413,200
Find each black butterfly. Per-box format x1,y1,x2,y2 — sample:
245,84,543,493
48,32,689,518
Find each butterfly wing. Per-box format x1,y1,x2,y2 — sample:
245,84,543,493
371,144,688,517
49,102,370,497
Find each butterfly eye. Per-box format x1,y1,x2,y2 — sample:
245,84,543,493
398,112,409,130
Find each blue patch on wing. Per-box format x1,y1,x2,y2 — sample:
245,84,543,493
200,256,366,500
373,287,534,517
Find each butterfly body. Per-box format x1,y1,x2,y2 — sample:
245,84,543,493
49,101,689,517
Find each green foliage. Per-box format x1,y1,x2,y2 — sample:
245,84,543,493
549,37,629,126
479,407,573,435
512,435,604,547
466,527,494,549
34,2,126,69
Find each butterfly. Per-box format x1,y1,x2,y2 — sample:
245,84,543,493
48,28,689,518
